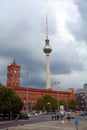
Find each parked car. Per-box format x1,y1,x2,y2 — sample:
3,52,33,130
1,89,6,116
65,114,75,119
34,112,38,116
27,113,33,118
39,111,43,115
79,111,85,116
84,111,87,115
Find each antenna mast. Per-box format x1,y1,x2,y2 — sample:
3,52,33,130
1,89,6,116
46,13,48,39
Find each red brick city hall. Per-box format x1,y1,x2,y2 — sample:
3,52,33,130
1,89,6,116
6,59,75,111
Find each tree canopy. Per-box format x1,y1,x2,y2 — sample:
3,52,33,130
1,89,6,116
35,95,58,111
34,94,77,112
0,83,23,118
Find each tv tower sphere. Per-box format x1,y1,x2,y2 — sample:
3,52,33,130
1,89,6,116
43,39,52,54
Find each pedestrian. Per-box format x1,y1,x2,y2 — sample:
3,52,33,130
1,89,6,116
55,114,56,120
51,115,54,121
67,114,70,121
56,114,59,120
15,116,18,122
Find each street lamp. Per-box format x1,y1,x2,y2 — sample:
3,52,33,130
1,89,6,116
26,71,29,113
54,81,61,85
44,105,46,111
26,88,28,112
58,98,60,112
85,88,87,111
47,102,51,111
54,81,61,112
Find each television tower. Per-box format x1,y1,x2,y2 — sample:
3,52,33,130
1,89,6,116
43,14,52,89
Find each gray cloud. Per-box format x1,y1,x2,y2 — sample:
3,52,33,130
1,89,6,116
51,44,83,75
66,0,87,42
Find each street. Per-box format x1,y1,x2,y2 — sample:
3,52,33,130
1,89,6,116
0,114,87,130
0,114,51,129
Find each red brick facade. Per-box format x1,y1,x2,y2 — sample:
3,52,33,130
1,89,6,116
6,60,75,111
7,59,21,88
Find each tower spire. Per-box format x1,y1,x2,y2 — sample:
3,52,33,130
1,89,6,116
12,55,16,65
46,13,48,39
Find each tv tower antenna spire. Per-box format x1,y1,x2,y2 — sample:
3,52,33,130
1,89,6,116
46,13,48,39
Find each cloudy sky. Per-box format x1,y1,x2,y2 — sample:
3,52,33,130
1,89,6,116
0,0,87,90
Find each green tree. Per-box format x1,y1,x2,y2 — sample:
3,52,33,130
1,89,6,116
0,83,23,119
35,99,43,111
64,99,77,111
59,100,65,106
35,95,58,111
68,99,77,111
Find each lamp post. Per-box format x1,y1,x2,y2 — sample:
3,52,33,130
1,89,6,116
47,102,51,111
26,71,29,113
44,105,46,111
58,97,60,112
26,87,28,113
67,102,68,112
54,81,61,85
85,88,87,111
54,81,61,112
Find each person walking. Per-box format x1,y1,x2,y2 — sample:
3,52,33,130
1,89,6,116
67,114,70,121
51,115,54,121
56,114,59,120
54,114,56,120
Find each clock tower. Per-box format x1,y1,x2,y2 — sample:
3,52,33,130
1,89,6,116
7,57,21,88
